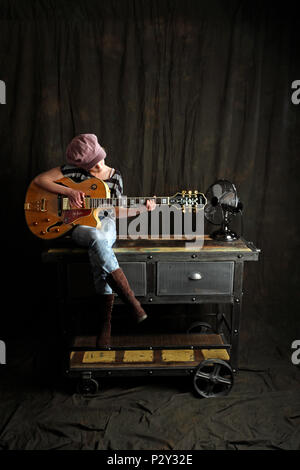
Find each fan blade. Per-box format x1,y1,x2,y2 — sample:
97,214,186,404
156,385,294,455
219,191,236,206
204,204,224,225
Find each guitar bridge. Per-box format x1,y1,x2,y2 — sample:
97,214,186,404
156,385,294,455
24,199,48,212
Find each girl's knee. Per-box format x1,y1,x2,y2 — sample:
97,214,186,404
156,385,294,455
72,225,115,251
90,229,110,248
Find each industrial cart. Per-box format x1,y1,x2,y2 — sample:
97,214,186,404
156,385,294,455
42,236,260,398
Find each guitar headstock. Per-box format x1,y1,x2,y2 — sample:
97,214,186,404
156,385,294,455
169,190,207,211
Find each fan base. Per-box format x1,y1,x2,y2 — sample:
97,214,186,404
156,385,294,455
211,229,239,242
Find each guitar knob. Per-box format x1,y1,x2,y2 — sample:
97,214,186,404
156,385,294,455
46,218,51,222
55,228,60,232
40,230,46,235
33,221,38,226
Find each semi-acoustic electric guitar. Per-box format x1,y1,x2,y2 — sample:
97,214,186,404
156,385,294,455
24,176,206,240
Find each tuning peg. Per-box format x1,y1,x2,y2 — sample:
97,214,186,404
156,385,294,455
182,190,186,196
188,190,192,195
194,190,198,194
182,206,186,213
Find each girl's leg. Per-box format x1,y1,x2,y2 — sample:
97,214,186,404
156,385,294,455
72,221,147,327
71,222,118,346
71,221,119,294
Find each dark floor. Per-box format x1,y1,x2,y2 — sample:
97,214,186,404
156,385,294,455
0,301,299,451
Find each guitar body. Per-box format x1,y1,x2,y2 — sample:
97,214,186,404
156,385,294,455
24,177,110,239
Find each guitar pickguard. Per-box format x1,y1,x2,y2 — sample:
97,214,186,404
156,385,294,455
63,209,92,224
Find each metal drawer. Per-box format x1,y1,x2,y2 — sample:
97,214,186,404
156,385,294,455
157,261,234,295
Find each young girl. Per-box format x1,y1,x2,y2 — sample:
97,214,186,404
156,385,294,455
33,133,156,346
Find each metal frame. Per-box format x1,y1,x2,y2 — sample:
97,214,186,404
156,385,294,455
43,237,260,377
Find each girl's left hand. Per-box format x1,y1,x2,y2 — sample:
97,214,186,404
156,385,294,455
146,197,156,211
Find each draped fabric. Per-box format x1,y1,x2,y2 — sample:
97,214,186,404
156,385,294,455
1,0,299,341
0,0,300,450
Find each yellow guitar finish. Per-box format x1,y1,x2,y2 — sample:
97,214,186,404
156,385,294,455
24,176,110,239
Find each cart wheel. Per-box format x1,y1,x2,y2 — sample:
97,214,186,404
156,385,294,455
76,378,99,395
193,359,233,398
187,321,213,334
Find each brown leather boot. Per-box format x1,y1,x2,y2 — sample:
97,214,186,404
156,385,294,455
106,268,147,323
96,294,114,347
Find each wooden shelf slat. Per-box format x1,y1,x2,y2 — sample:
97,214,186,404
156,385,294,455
72,333,226,349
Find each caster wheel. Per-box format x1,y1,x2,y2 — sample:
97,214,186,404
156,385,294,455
187,321,213,334
76,378,99,395
193,359,233,398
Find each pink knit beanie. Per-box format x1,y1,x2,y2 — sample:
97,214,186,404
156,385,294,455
66,134,106,170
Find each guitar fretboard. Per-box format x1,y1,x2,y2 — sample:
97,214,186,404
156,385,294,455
62,196,170,211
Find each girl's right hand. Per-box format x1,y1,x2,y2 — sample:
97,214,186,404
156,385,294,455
67,188,86,208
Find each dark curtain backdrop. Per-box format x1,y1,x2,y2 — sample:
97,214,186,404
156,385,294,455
1,0,300,452
1,0,300,359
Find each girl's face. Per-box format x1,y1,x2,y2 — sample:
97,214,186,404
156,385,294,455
92,159,106,171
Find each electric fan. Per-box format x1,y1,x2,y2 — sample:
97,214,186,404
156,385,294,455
204,179,243,241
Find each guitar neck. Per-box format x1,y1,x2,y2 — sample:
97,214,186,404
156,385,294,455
62,196,169,211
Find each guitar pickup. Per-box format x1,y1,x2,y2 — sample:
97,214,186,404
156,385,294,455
62,198,70,211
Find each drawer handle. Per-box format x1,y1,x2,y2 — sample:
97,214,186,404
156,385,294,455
188,272,202,280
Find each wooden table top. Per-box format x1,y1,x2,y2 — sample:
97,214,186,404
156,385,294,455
45,236,259,255
113,235,255,253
